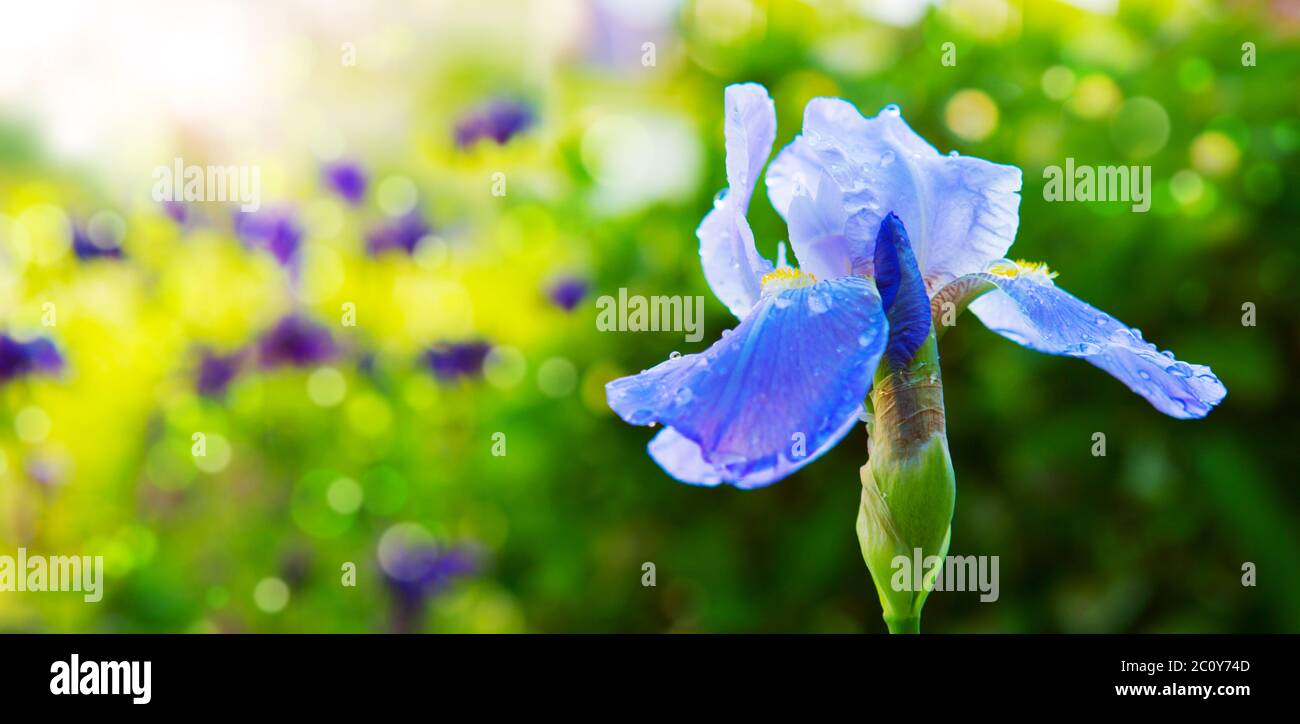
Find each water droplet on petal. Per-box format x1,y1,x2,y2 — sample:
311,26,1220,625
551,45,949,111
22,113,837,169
668,351,681,360
948,150,960,157
674,387,693,405
879,150,896,167
713,189,728,208
806,289,830,314
883,103,901,116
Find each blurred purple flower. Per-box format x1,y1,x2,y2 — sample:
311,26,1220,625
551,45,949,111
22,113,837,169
0,335,63,384
322,160,367,205
383,543,478,633
25,455,65,490
422,341,491,382
196,349,244,397
234,208,303,266
280,548,315,588
455,99,535,148
584,0,677,70
162,200,189,224
258,315,336,367
366,211,430,256
547,275,589,312
71,224,123,260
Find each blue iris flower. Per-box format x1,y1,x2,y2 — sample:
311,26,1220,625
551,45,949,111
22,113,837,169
366,210,431,257
322,159,367,205
257,314,337,368
454,99,535,148
606,83,1225,489
234,207,303,267
0,334,63,384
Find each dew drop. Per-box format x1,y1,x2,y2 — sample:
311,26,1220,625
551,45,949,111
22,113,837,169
674,387,693,405
713,189,728,208
948,150,960,157
879,150,896,167
883,103,901,116
806,291,829,314
668,351,681,360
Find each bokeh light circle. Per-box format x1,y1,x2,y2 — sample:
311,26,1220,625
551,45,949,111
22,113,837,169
1109,97,1170,159
484,346,527,389
944,89,999,142
537,357,578,397
307,366,347,407
253,577,290,613
15,406,52,444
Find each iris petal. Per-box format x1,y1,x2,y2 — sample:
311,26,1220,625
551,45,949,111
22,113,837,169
786,171,854,280
698,206,769,318
766,98,1022,290
698,83,778,318
968,267,1227,419
874,213,932,367
606,275,889,488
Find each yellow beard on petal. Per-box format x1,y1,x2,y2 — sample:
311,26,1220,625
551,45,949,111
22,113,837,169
760,267,818,295
986,259,1058,281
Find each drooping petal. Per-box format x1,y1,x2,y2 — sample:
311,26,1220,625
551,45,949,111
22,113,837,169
967,262,1226,419
874,213,931,367
766,98,1022,290
606,275,888,488
698,83,777,317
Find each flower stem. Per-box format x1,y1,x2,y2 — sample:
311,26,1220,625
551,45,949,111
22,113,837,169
884,615,921,635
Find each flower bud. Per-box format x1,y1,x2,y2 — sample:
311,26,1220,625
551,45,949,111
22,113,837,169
856,329,955,633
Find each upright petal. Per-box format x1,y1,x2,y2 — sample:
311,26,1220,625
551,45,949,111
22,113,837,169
606,276,888,488
786,171,854,280
698,83,777,317
968,262,1226,419
766,98,1022,290
722,83,777,211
